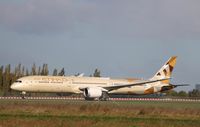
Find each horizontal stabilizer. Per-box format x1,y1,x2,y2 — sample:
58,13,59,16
171,84,190,88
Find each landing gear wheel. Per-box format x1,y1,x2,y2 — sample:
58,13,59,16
21,91,26,99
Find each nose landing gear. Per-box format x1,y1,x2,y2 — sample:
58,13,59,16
21,91,26,99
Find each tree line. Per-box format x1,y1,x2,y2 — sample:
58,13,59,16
166,89,200,98
0,63,65,96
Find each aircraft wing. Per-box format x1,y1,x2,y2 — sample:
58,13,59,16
103,78,170,91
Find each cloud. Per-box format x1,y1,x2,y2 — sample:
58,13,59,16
0,0,200,40
0,0,95,34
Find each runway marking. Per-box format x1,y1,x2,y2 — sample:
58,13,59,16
0,97,200,102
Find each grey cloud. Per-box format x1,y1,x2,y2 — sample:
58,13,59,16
0,0,200,39
0,0,95,34
93,0,200,40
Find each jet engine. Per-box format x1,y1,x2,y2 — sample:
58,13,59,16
83,87,103,99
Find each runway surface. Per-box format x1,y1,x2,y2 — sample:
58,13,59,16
0,96,200,102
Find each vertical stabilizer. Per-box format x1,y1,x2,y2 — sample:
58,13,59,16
151,56,177,84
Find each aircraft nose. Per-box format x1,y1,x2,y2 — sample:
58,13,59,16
10,83,19,90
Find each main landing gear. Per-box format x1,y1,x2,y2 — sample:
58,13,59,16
99,92,109,101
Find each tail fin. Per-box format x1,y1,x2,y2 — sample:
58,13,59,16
151,56,177,84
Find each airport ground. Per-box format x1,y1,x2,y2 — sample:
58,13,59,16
0,99,200,127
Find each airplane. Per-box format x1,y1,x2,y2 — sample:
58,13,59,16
10,56,188,100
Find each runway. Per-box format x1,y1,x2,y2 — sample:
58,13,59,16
0,96,200,102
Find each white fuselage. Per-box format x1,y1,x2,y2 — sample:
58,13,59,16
11,76,166,95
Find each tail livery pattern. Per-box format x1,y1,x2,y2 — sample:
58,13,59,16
152,56,177,84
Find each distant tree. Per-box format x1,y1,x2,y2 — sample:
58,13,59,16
58,68,65,76
18,64,21,77
38,66,41,75
12,66,18,85
3,64,11,95
93,69,101,77
41,64,49,76
14,66,18,78
45,64,49,75
166,90,178,96
21,66,25,77
189,89,200,97
26,69,29,76
0,66,3,90
14,63,22,78
52,69,58,76
31,63,37,75
177,91,188,97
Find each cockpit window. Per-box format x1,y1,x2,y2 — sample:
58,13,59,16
15,80,22,83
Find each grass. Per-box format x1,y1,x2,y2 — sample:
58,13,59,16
0,99,200,127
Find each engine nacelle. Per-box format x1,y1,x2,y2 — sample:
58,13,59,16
83,87,103,98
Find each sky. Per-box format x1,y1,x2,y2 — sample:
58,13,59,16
0,0,200,91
